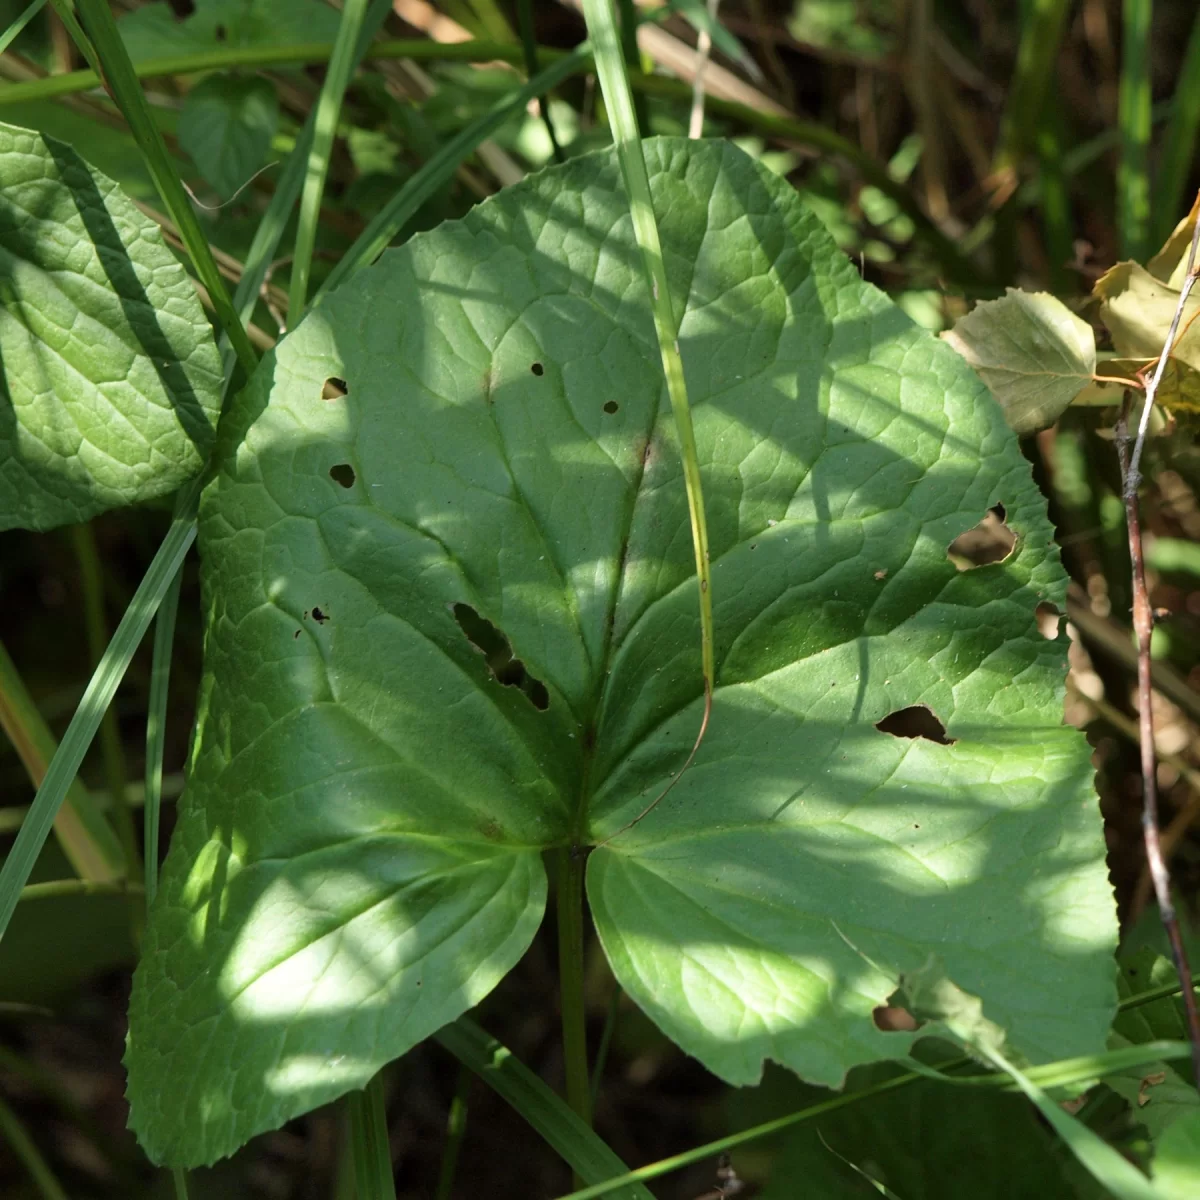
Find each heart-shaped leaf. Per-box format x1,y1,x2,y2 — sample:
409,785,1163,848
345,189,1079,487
178,74,279,202
126,138,1116,1166
0,121,222,532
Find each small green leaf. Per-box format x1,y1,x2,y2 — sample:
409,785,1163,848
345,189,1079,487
178,74,279,201
118,0,341,62
941,288,1097,434
0,120,222,531
1153,1110,1200,1199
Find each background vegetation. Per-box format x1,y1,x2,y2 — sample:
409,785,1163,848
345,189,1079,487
2,0,1200,1195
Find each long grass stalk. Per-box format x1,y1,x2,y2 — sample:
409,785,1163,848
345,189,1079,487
0,0,49,56
0,639,124,881
1118,0,1153,260
314,45,590,302
72,0,257,374
435,1018,653,1200
582,0,713,836
288,0,372,321
1154,6,1200,242
0,1094,69,1200
346,1071,396,1200
0,482,199,942
70,523,140,884
143,565,182,906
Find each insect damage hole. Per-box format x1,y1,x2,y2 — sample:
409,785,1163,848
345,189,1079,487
329,463,356,488
946,504,1016,569
875,705,955,745
322,376,348,400
1035,601,1063,639
530,362,544,376
603,400,619,414
452,603,549,711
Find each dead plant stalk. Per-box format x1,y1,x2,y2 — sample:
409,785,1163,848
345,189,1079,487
1117,195,1200,1083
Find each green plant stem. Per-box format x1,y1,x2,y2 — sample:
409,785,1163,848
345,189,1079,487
144,564,182,906
1155,6,1200,241
435,1018,653,1200
288,0,371,321
347,1071,396,1200
0,1093,70,1200
18,878,143,902
518,0,564,163
70,523,141,885
0,0,49,56
556,848,592,1129
434,1067,471,1200
1118,0,1152,260
172,1167,189,1199
0,638,124,881
73,0,257,375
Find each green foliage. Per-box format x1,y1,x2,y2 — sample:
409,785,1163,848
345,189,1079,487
0,120,221,532
754,1063,1080,1199
124,138,1115,1166
177,73,279,201
117,0,341,61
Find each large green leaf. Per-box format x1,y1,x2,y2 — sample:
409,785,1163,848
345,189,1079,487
0,121,222,531
126,138,1116,1165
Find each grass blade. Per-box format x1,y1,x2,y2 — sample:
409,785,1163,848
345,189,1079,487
582,0,713,799
143,564,182,906
0,0,49,56
70,522,140,883
0,482,199,942
435,1018,654,1200
1154,6,1200,242
977,1044,1169,1200
346,1071,396,1200
0,1093,69,1200
1118,0,1153,260
993,0,1071,171
73,0,257,374
313,45,590,303
288,0,373,320
0,639,124,882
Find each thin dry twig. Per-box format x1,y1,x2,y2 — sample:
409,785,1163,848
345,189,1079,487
1115,302,1200,1083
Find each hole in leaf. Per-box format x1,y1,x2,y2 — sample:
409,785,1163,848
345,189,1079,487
452,603,549,711
603,400,619,414
1035,601,1063,639
946,504,1016,569
875,705,955,745
214,23,227,41
872,1004,922,1032
322,377,348,400
329,463,356,488
530,362,544,376
311,606,329,624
